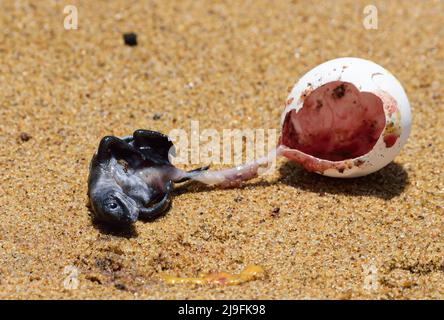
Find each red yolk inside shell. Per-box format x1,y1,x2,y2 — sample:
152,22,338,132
281,81,386,161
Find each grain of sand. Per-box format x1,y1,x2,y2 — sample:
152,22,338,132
0,0,443,299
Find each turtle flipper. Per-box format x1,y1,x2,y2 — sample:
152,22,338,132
95,136,143,167
132,129,174,165
138,181,172,220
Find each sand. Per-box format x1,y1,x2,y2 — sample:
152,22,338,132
0,0,443,299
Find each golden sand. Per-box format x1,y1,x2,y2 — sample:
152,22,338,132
0,0,443,299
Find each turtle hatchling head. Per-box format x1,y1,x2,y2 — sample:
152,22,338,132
89,187,139,224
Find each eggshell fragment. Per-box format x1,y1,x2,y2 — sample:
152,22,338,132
280,57,411,178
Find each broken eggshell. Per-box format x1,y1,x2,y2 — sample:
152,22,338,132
280,57,411,178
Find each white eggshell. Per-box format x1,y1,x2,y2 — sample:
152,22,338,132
280,57,411,178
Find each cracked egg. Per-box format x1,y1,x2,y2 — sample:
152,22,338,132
280,57,411,178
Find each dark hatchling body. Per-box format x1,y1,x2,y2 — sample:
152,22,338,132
87,129,207,224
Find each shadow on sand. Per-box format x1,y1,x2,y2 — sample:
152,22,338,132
90,213,139,239
278,160,409,200
175,160,409,201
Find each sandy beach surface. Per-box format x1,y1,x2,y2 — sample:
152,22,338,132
0,0,443,299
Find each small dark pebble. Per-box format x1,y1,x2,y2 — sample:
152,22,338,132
86,275,102,284
19,132,32,142
123,33,138,46
114,283,127,291
271,207,280,218
153,113,162,120
234,195,243,202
